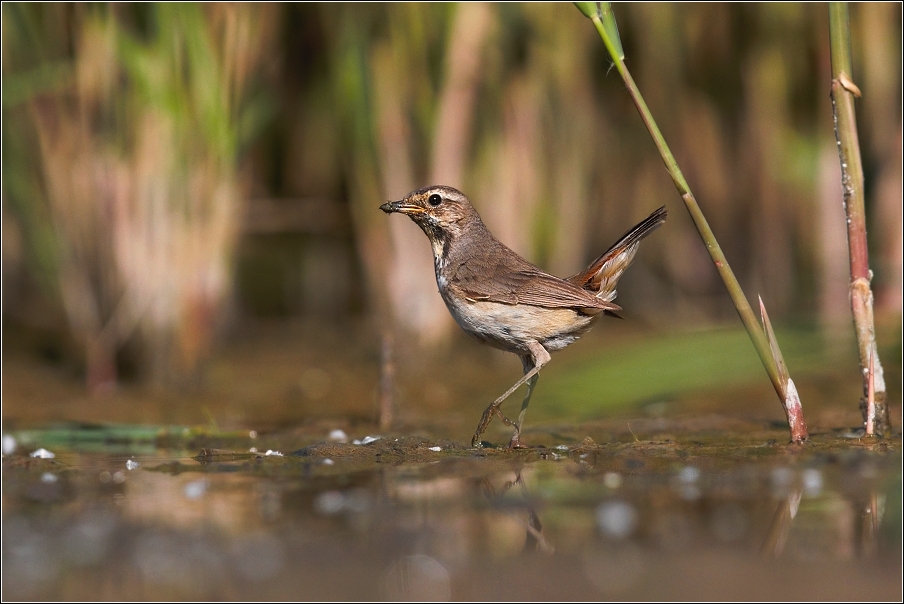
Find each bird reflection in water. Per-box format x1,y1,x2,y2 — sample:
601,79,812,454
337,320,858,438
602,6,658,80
477,469,554,555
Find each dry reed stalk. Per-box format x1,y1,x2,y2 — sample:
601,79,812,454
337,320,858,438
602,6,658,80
429,2,493,189
828,2,888,435
28,6,274,389
373,40,444,342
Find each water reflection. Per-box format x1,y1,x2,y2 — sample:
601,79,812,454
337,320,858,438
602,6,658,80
2,445,900,600
581,542,644,595
762,486,802,557
382,554,452,601
480,470,554,554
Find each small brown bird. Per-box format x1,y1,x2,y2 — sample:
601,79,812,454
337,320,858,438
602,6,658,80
381,185,666,448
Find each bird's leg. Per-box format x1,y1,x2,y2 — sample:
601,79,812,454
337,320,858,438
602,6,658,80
493,408,517,426
508,356,539,448
471,342,550,448
471,366,541,447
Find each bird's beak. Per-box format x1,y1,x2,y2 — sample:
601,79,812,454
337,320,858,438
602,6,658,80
380,200,424,215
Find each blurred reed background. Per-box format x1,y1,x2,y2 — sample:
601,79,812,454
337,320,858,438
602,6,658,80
2,3,901,396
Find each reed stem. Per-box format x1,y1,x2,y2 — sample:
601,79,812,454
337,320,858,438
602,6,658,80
828,2,888,436
576,2,808,441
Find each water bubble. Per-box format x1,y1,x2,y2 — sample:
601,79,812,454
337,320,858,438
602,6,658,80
184,479,209,500
322,458,335,466
265,450,283,457
428,446,442,452
771,466,794,497
29,448,54,459
673,466,701,500
361,435,381,445
603,472,623,489
802,468,823,497
126,459,140,471
315,490,345,515
40,473,58,484
382,555,452,601
329,429,348,443
678,465,701,484
596,500,638,539
2,434,16,454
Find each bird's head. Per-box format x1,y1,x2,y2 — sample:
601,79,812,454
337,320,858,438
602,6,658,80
380,185,481,251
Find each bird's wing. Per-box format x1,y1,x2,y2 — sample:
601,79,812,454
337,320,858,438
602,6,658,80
451,252,619,311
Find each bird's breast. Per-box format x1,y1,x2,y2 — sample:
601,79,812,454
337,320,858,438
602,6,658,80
434,278,595,354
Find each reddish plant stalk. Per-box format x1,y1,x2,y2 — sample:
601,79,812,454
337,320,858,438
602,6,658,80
828,2,888,435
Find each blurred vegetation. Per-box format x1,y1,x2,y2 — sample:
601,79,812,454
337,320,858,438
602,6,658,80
3,3,277,389
543,324,846,421
2,4,901,392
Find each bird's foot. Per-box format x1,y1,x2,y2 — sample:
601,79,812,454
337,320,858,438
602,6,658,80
472,403,519,448
507,433,528,449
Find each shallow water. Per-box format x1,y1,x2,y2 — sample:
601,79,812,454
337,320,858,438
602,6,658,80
2,429,900,601
3,321,902,599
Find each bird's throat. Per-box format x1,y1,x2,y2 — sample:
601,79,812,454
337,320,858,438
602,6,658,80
425,224,451,267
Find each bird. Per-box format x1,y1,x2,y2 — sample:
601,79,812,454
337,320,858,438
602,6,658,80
380,185,666,448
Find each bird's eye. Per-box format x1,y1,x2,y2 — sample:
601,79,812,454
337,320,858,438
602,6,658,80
428,194,442,206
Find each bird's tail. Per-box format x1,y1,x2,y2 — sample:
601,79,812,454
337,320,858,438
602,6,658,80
567,206,667,303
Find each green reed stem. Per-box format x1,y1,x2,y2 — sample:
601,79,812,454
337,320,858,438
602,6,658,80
577,3,790,408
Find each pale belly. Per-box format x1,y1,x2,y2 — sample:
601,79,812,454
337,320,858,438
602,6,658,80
437,279,595,355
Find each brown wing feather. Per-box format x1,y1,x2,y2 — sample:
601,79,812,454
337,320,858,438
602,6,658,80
450,242,619,311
